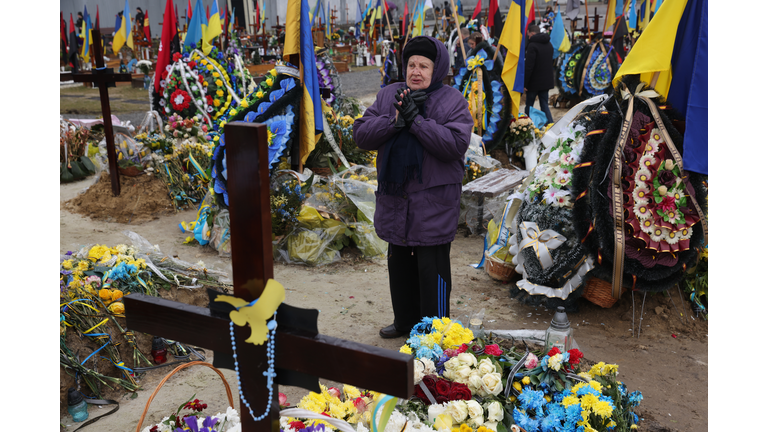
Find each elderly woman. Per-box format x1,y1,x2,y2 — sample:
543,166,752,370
353,36,473,338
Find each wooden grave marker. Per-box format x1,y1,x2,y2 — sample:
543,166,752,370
60,28,132,196
125,122,414,432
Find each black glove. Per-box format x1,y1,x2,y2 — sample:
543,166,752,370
393,110,407,130
410,90,427,106
394,89,419,127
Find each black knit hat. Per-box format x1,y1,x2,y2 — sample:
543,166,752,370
402,37,437,66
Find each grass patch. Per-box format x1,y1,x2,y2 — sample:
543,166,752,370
60,85,150,114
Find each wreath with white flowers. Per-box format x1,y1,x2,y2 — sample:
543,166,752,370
158,52,213,127
188,48,240,121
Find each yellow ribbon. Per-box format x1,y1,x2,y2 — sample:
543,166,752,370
519,222,566,270
84,318,109,334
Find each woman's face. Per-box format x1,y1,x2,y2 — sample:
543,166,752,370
406,55,434,91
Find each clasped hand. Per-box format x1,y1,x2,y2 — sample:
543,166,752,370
393,88,426,129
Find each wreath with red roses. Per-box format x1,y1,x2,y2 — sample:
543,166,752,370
170,89,191,111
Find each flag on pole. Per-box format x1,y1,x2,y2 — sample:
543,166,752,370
81,5,92,63
254,1,261,32
187,0,193,25
605,0,617,32
369,0,381,37
628,0,637,29
61,12,68,63
455,0,466,24
112,0,133,54
284,0,323,164
69,14,79,71
206,5,210,20
525,0,536,31
203,1,222,54
402,0,409,35
95,5,100,30
184,0,208,48
655,0,664,13
312,0,321,25
488,0,503,39
412,0,424,37
144,10,152,41
472,0,482,20
613,0,707,173
155,0,180,93
498,0,527,119
549,9,571,57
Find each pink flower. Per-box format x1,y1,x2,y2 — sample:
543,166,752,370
524,353,539,369
327,387,341,399
658,195,676,213
279,392,288,407
353,397,367,413
202,124,208,132
483,344,503,356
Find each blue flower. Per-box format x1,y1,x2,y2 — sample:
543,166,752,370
518,388,547,411
575,385,600,397
540,413,562,432
269,89,286,102
513,408,541,432
541,355,550,371
628,390,643,405
281,78,296,92
244,111,258,123
257,102,272,115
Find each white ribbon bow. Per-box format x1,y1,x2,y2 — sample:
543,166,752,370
519,221,567,270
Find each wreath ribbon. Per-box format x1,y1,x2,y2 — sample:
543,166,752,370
519,222,566,270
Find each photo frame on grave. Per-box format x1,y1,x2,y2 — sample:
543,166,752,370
206,288,323,393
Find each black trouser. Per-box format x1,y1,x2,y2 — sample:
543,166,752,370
387,243,452,332
525,89,555,124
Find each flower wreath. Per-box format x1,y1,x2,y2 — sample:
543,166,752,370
570,77,708,292
453,48,511,153
159,51,213,126
188,47,237,120
581,40,620,98
315,50,339,105
558,44,589,96
225,49,257,99
209,69,302,208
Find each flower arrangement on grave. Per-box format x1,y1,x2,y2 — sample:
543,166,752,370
140,396,241,432
188,47,237,120
270,173,306,237
525,121,586,208
209,67,302,208
316,51,338,105
282,384,380,431
571,77,707,294
503,115,536,158
306,107,374,170
60,122,96,182
151,140,213,212
158,49,215,125
453,48,511,153
387,320,645,432
137,59,153,75
681,245,708,319
224,46,258,98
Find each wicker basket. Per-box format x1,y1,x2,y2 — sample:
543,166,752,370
135,361,234,432
582,277,626,308
484,251,516,282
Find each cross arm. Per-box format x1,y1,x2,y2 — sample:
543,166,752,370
60,70,133,83
124,294,414,399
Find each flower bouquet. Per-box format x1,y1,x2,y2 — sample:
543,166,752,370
505,116,535,155
140,397,241,432
60,122,96,182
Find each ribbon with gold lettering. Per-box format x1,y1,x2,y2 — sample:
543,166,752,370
519,222,566,270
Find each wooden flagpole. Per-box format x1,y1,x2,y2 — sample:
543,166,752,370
584,0,592,42
448,0,467,63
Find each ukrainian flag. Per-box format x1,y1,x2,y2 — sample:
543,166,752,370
498,0,528,119
285,0,323,164
549,9,570,58
185,0,208,49
613,0,707,174
203,0,222,54
81,6,92,62
112,0,134,54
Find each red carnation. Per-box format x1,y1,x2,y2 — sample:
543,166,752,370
456,344,469,354
206,95,214,105
170,89,191,111
567,349,583,365
161,70,169,80
448,382,472,401
289,421,307,430
188,61,197,68
198,74,205,84
483,344,503,356
547,346,562,356
173,52,182,62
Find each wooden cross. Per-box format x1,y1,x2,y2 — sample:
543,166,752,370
125,122,414,432
60,28,131,196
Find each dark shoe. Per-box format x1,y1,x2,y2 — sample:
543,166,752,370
379,324,408,339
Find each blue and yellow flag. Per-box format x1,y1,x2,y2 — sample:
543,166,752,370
550,9,570,58
369,0,381,37
184,0,207,49
284,0,323,164
628,0,638,30
498,0,527,119
614,0,707,174
81,6,92,62
203,0,222,54
112,0,133,54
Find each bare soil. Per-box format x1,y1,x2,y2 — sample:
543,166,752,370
59,174,707,432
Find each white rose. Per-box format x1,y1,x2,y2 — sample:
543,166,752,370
444,357,461,371
414,358,436,384
481,372,503,396
486,401,504,422
466,400,483,420
455,365,473,380
477,358,495,376
427,402,449,424
483,421,499,432
446,401,468,424
466,416,484,429
468,372,484,395
457,353,477,368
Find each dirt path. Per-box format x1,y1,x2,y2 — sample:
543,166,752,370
59,173,707,432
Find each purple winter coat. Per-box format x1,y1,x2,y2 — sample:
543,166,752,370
353,36,474,247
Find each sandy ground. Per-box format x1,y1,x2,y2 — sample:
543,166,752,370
59,173,707,432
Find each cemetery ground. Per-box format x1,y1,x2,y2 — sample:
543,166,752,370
59,71,707,432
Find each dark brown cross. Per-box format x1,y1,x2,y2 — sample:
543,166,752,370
60,28,132,196
125,122,414,432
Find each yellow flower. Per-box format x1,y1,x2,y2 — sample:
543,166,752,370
207,64,214,71
513,381,522,391
229,109,238,116
213,72,220,78
579,393,599,412
522,376,531,385
630,425,638,430
240,99,249,108
214,99,221,107
270,69,277,76
561,395,580,407
201,59,208,65
77,260,90,271
399,344,413,354
266,78,274,87
256,91,265,99
62,259,74,270
544,395,551,402
593,400,613,418
216,79,224,87
589,380,603,392
99,288,113,303
216,90,224,97
108,302,125,314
